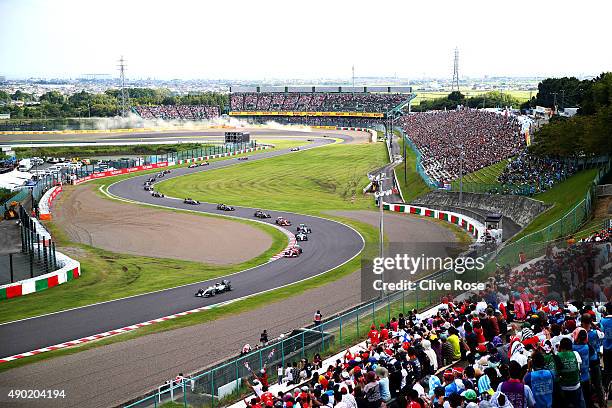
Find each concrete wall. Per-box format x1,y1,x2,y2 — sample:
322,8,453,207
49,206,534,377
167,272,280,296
411,191,549,228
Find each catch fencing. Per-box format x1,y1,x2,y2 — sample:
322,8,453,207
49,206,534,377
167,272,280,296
489,160,610,269
397,129,437,189
63,141,258,181
0,205,59,286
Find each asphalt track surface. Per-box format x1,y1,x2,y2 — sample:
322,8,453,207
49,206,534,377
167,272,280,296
0,129,326,144
0,131,365,359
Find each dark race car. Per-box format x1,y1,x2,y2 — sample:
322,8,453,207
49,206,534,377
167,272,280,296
290,147,300,151
217,203,235,211
275,217,291,226
296,223,312,234
237,157,249,161
188,163,198,168
184,198,201,205
214,279,232,293
144,185,154,191
151,191,165,198
296,232,308,241
254,210,271,219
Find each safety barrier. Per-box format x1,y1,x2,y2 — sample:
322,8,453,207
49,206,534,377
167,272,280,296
38,184,62,220
0,249,80,299
72,161,172,185
1,205,81,299
398,129,438,189
175,146,268,165
383,202,484,239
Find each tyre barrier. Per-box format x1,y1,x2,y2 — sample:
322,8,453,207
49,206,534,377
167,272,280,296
38,184,62,221
0,248,81,300
383,202,484,240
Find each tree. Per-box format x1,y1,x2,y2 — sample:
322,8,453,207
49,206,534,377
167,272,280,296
39,91,65,105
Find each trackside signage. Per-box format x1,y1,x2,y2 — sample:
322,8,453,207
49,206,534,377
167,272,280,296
72,162,170,185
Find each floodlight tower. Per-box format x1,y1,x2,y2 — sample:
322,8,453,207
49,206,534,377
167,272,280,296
452,47,460,92
118,56,129,117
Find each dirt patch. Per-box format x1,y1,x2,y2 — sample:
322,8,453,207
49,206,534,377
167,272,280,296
53,185,273,265
327,129,373,144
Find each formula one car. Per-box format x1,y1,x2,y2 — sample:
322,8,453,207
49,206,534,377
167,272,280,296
184,198,201,205
195,286,216,298
290,147,300,151
296,232,308,241
199,161,210,166
163,169,171,174
156,173,165,179
217,203,235,211
144,185,154,191
151,191,165,198
275,217,292,226
188,163,198,168
237,157,249,161
296,223,312,234
147,177,156,183
283,246,301,258
214,279,232,293
254,210,271,219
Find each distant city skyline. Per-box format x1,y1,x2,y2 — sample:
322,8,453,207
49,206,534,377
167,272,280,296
1,0,611,80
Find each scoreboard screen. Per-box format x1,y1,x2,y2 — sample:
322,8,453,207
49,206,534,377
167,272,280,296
225,131,250,144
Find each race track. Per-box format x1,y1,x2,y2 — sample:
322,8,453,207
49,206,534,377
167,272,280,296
0,131,366,359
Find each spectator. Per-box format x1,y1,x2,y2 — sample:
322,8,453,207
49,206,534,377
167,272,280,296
524,351,554,408
314,310,322,326
557,337,586,408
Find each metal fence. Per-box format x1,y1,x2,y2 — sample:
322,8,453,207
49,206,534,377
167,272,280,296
397,129,438,189
1,141,259,209
1,205,59,285
60,140,258,180
489,160,610,270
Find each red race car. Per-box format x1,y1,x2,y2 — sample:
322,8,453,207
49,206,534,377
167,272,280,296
275,217,292,226
283,246,301,258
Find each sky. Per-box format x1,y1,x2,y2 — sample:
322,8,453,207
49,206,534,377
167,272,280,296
1,0,611,80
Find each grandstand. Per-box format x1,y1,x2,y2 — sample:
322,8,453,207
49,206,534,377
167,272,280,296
229,86,415,127
398,109,525,184
134,105,220,120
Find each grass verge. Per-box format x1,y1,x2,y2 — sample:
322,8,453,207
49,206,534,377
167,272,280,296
511,169,598,241
395,132,432,202
156,142,386,212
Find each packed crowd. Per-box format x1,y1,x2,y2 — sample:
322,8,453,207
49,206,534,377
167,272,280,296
135,105,220,120
497,151,577,194
230,93,410,113
248,116,381,129
580,227,612,243
242,241,611,408
399,110,524,183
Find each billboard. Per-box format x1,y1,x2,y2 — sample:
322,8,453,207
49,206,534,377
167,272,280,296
228,111,384,118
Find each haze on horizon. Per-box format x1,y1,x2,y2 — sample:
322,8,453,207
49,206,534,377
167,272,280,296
1,0,610,81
